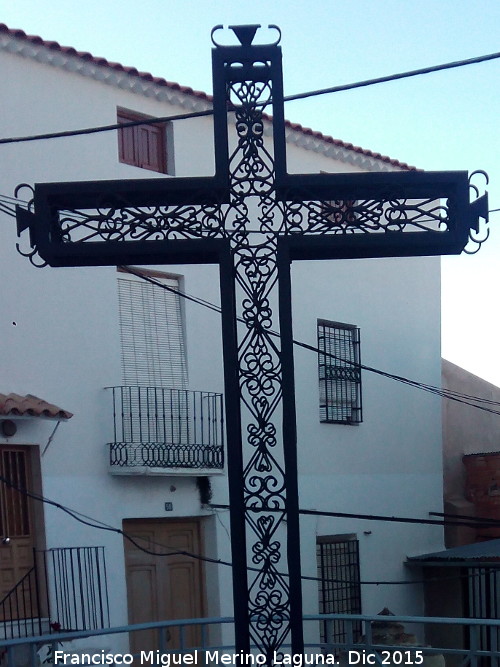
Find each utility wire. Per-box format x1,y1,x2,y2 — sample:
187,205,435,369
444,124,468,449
1,49,500,145
0,474,222,565
3,193,499,230
0,109,213,146
4,200,498,411
0,208,498,413
0,473,497,589
5,216,500,569
430,512,500,525
210,505,492,530
284,50,500,102
119,266,500,416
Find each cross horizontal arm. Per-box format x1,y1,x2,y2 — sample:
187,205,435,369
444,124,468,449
276,170,488,259
16,176,230,266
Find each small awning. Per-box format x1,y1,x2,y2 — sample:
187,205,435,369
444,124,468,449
408,539,500,566
0,393,73,420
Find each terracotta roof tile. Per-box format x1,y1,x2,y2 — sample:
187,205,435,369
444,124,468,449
0,393,73,420
0,23,416,170
283,120,416,170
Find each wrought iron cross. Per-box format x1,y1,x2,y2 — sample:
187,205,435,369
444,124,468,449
16,24,488,661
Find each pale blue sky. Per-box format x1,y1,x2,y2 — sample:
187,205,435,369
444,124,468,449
2,0,500,385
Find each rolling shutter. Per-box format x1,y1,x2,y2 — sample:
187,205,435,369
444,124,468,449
117,274,187,389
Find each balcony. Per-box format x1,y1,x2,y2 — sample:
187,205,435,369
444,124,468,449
107,386,224,474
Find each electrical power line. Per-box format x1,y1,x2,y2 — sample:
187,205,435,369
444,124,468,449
0,109,213,146
210,504,492,530
431,511,500,525
0,473,497,589
284,50,500,102
1,49,500,145
1,200,498,414
120,266,500,416
1,44,499,596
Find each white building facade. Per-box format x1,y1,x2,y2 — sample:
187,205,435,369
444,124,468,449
0,23,444,653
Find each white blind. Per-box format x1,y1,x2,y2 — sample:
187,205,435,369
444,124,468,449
117,275,187,388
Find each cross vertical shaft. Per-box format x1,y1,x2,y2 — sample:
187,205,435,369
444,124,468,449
218,35,303,655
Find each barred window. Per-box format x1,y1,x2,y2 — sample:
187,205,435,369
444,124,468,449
317,535,362,646
318,320,362,424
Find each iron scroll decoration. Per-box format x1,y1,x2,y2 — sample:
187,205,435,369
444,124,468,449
16,24,489,662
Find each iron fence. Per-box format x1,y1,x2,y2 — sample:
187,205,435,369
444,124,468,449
107,386,224,470
42,547,110,633
0,546,109,646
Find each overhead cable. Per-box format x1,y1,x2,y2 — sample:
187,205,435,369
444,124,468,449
1,49,500,145
0,109,213,145
210,504,490,530
120,266,500,416
1,474,497,589
284,50,500,102
0,218,497,414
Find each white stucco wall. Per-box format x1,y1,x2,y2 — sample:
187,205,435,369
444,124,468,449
0,36,444,647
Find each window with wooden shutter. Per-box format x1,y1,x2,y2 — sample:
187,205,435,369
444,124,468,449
117,109,168,173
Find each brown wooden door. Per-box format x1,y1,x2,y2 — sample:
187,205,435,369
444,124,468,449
0,447,36,619
123,518,205,657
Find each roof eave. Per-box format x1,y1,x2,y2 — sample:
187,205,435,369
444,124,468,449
0,23,417,171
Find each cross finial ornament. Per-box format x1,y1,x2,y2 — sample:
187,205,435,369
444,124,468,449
16,25,488,662
227,24,260,46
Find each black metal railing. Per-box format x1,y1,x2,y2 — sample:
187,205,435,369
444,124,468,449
0,546,109,640
0,565,43,640
42,546,110,632
107,386,224,470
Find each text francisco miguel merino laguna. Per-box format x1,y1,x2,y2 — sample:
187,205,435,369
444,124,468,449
53,648,396,665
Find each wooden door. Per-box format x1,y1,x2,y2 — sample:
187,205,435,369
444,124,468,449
0,447,36,619
123,519,205,657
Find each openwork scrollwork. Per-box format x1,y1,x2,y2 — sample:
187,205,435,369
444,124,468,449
285,196,450,236
58,202,226,243
13,24,490,663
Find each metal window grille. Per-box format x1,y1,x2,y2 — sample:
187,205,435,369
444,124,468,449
318,320,362,424
466,566,500,666
316,535,362,647
0,448,31,537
